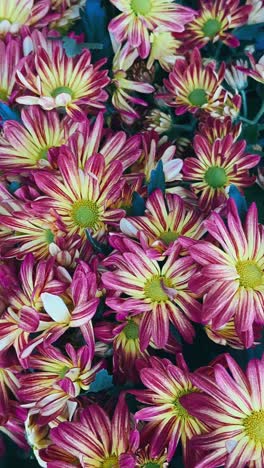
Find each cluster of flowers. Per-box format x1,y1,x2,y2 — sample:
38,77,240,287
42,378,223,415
0,0,263,467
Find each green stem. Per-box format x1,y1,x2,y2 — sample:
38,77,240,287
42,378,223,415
241,90,247,118
239,101,264,125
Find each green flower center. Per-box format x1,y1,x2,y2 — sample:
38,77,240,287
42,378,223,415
188,89,208,107
101,455,119,468
123,320,139,339
159,230,179,245
204,166,227,188
0,88,8,101
202,19,221,38
143,463,161,468
174,390,196,418
244,410,264,444
38,148,49,160
45,229,54,244
58,366,70,378
51,86,73,98
144,275,171,303
71,200,99,229
131,0,151,15
236,261,263,289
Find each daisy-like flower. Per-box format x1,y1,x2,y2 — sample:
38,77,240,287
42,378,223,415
147,30,182,71
16,46,110,119
120,189,205,259
144,109,173,134
246,0,264,24
0,0,50,36
187,199,264,348
131,131,183,185
205,319,262,349
0,404,28,456
181,354,264,468
184,0,251,49
0,107,77,171
163,48,228,116
183,133,260,212
41,393,136,466
49,0,86,31
18,344,104,424
198,115,242,143
225,59,248,92
108,0,195,59
111,44,154,120
237,53,264,84
102,237,201,349
33,148,125,240
0,36,23,104
0,353,21,416
132,355,206,463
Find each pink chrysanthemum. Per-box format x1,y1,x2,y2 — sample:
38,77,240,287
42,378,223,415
198,115,242,143
16,46,110,119
132,355,206,463
183,133,260,212
0,0,50,36
102,237,201,348
187,199,264,348
0,36,23,104
181,354,264,468
108,0,195,59
184,0,251,49
238,53,264,84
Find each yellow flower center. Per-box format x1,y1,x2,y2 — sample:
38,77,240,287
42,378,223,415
131,0,151,15
236,261,263,289
71,200,99,229
188,89,208,107
51,86,73,98
243,410,264,444
202,19,222,38
45,229,54,244
144,275,171,303
101,455,119,468
204,166,227,188
123,320,139,339
159,230,179,245
0,88,8,101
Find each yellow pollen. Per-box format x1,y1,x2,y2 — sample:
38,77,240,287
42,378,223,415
144,275,171,303
236,261,263,289
243,410,264,444
159,230,179,245
71,200,99,229
101,455,119,468
131,0,151,15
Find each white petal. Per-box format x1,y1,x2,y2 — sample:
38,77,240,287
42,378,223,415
41,293,71,323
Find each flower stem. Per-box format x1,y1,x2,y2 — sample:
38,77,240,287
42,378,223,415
239,101,264,125
241,90,247,118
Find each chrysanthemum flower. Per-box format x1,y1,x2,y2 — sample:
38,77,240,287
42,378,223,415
67,112,142,171
131,131,183,184
102,238,201,348
237,53,264,84
184,0,251,49
147,30,182,71
187,200,264,347
16,46,110,119
108,0,195,59
41,393,136,466
183,133,260,212
144,109,173,134
49,0,86,31
0,0,50,36
205,319,262,349
111,44,154,120
0,107,77,171
181,354,264,468
163,48,228,116
0,36,23,103
0,403,28,456
132,355,206,463
18,344,104,424
198,115,242,143
33,149,125,240
0,353,21,416
225,59,248,92
246,0,264,24
120,189,204,259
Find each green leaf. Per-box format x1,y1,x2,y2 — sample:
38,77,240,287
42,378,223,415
147,160,166,196
245,184,264,224
229,185,247,220
131,192,145,216
85,230,112,255
234,23,264,40
0,103,21,122
88,369,113,393
62,37,103,57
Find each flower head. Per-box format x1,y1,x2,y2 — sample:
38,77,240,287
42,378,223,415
182,354,264,468
163,48,228,116
246,0,264,24
198,115,242,143
102,238,201,349
225,59,248,91
132,355,206,463
237,53,264,84
147,30,182,71
0,36,23,104
183,133,260,212
16,46,109,119
184,0,251,49
144,109,173,134
188,200,264,347
108,0,195,58
0,0,50,36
